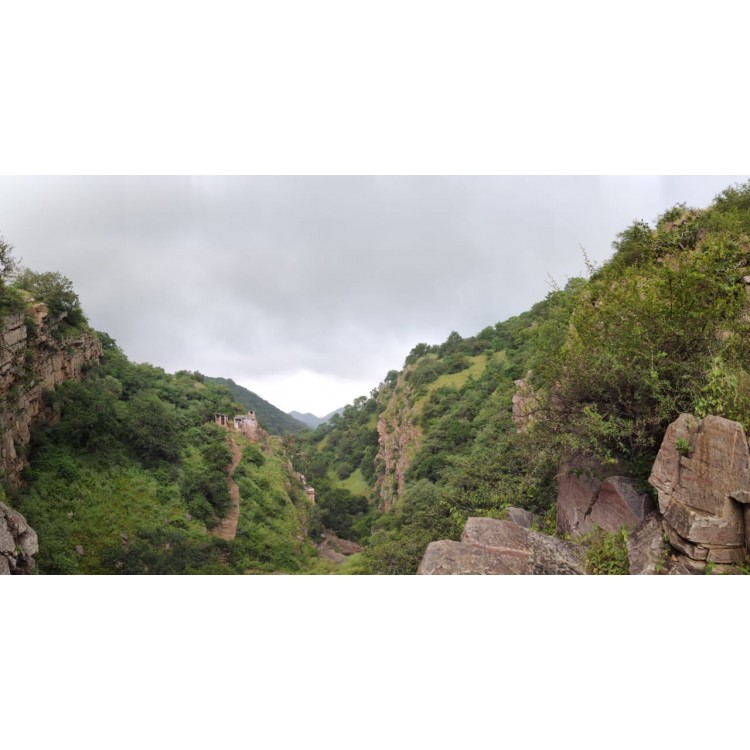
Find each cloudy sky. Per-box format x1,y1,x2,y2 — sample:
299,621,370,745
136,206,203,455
0,176,747,415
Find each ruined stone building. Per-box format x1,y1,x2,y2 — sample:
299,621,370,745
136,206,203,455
214,410,261,441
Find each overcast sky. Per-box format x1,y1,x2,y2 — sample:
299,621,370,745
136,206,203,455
0,176,747,415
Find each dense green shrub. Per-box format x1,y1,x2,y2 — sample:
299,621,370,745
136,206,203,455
584,528,630,575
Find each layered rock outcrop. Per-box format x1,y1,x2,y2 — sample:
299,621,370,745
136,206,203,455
421,414,750,574
0,303,102,485
0,501,38,574
647,413,750,569
418,518,586,575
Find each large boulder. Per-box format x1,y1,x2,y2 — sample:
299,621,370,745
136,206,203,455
418,518,586,575
556,455,604,536
649,414,750,565
588,476,655,534
0,501,38,574
557,456,653,538
418,539,529,575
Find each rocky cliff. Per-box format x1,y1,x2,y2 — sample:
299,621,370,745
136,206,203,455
0,302,102,485
0,301,102,574
374,371,422,512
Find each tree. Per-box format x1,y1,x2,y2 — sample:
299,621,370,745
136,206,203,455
14,268,86,326
0,236,19,285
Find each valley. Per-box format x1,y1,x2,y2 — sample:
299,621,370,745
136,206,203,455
4,181,750,574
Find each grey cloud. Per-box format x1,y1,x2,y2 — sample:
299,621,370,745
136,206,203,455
0,176,748,409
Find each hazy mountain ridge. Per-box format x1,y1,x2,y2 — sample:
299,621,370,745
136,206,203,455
288,408,345,429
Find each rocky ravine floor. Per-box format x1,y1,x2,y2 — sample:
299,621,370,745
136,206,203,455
210,436,243,542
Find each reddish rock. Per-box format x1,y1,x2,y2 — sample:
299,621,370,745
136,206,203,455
663,498,744,548
588,476,654,533
650,413,699,513
418,518,585,575
557,454,651,538
649,414,749,565
556,455,605,536
671,416,750,516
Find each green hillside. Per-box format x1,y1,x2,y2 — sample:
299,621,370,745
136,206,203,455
204,376,308,434
11,337,319,574
294,181,750,573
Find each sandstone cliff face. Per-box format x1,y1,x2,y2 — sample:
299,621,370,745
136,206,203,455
0,303,102,486
374,374,422,512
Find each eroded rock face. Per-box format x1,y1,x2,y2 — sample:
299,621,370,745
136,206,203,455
0,304,102,485
0,501,38,574
374,375,421,512
557,456,653,538
649,414,750,567
418,518,586,575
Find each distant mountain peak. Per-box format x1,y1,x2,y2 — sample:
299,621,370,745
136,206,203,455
288,407,344,429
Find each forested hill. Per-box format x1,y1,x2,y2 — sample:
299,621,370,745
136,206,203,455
12,342,321,574
204,376,308,434
291,181,750,573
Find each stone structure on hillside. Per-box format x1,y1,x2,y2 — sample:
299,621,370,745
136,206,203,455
214,410,262,441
